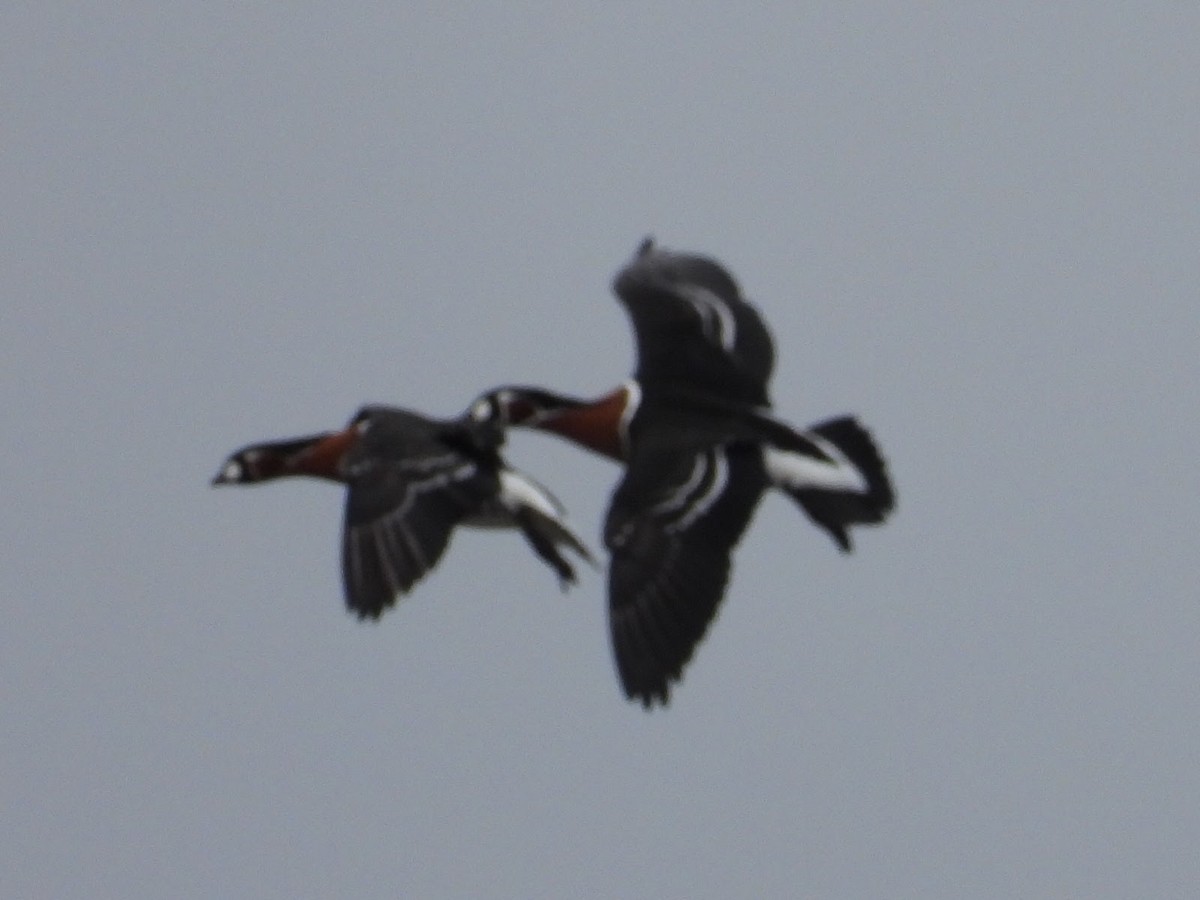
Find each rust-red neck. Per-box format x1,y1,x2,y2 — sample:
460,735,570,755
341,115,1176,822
285,426,358,481
531,384,636,462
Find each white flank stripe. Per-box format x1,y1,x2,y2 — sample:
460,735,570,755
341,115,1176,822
497,469,564,521
763,441,868,494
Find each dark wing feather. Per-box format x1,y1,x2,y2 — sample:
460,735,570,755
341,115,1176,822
612,239,776,406
603,443,767,706
342,452,497,618
340,411,501,618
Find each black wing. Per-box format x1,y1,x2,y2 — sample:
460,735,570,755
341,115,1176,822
612,238,776,406
341,451,498,618
603,443,767,707
340,409,501,618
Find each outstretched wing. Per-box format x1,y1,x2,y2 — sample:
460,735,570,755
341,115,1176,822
612,238,775,406
603,443,767,707
340,421,499,619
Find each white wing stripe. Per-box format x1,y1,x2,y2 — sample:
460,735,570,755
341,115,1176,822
649,449,731,535
384,461,478,523
397,521,429,575
679,285,737,353
648,454,706,519
371,521,404,595
672,450,729,532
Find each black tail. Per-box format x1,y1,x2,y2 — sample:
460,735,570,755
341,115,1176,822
513,506,597,590
786,417,895,552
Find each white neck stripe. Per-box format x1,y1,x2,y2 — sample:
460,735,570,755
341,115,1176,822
617,379,640,456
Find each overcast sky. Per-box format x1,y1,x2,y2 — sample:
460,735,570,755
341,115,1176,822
4,5,1199,898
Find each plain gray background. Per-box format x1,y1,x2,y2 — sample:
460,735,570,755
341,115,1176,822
4,5,1198,898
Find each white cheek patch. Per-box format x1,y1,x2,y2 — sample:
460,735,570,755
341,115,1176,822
222,460,244,481
764,441,868,494
469,398,492,421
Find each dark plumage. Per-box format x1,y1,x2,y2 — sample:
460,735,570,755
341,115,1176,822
472,238,896,707
214,405,593,618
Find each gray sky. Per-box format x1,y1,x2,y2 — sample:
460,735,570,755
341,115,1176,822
4,5,1198,898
